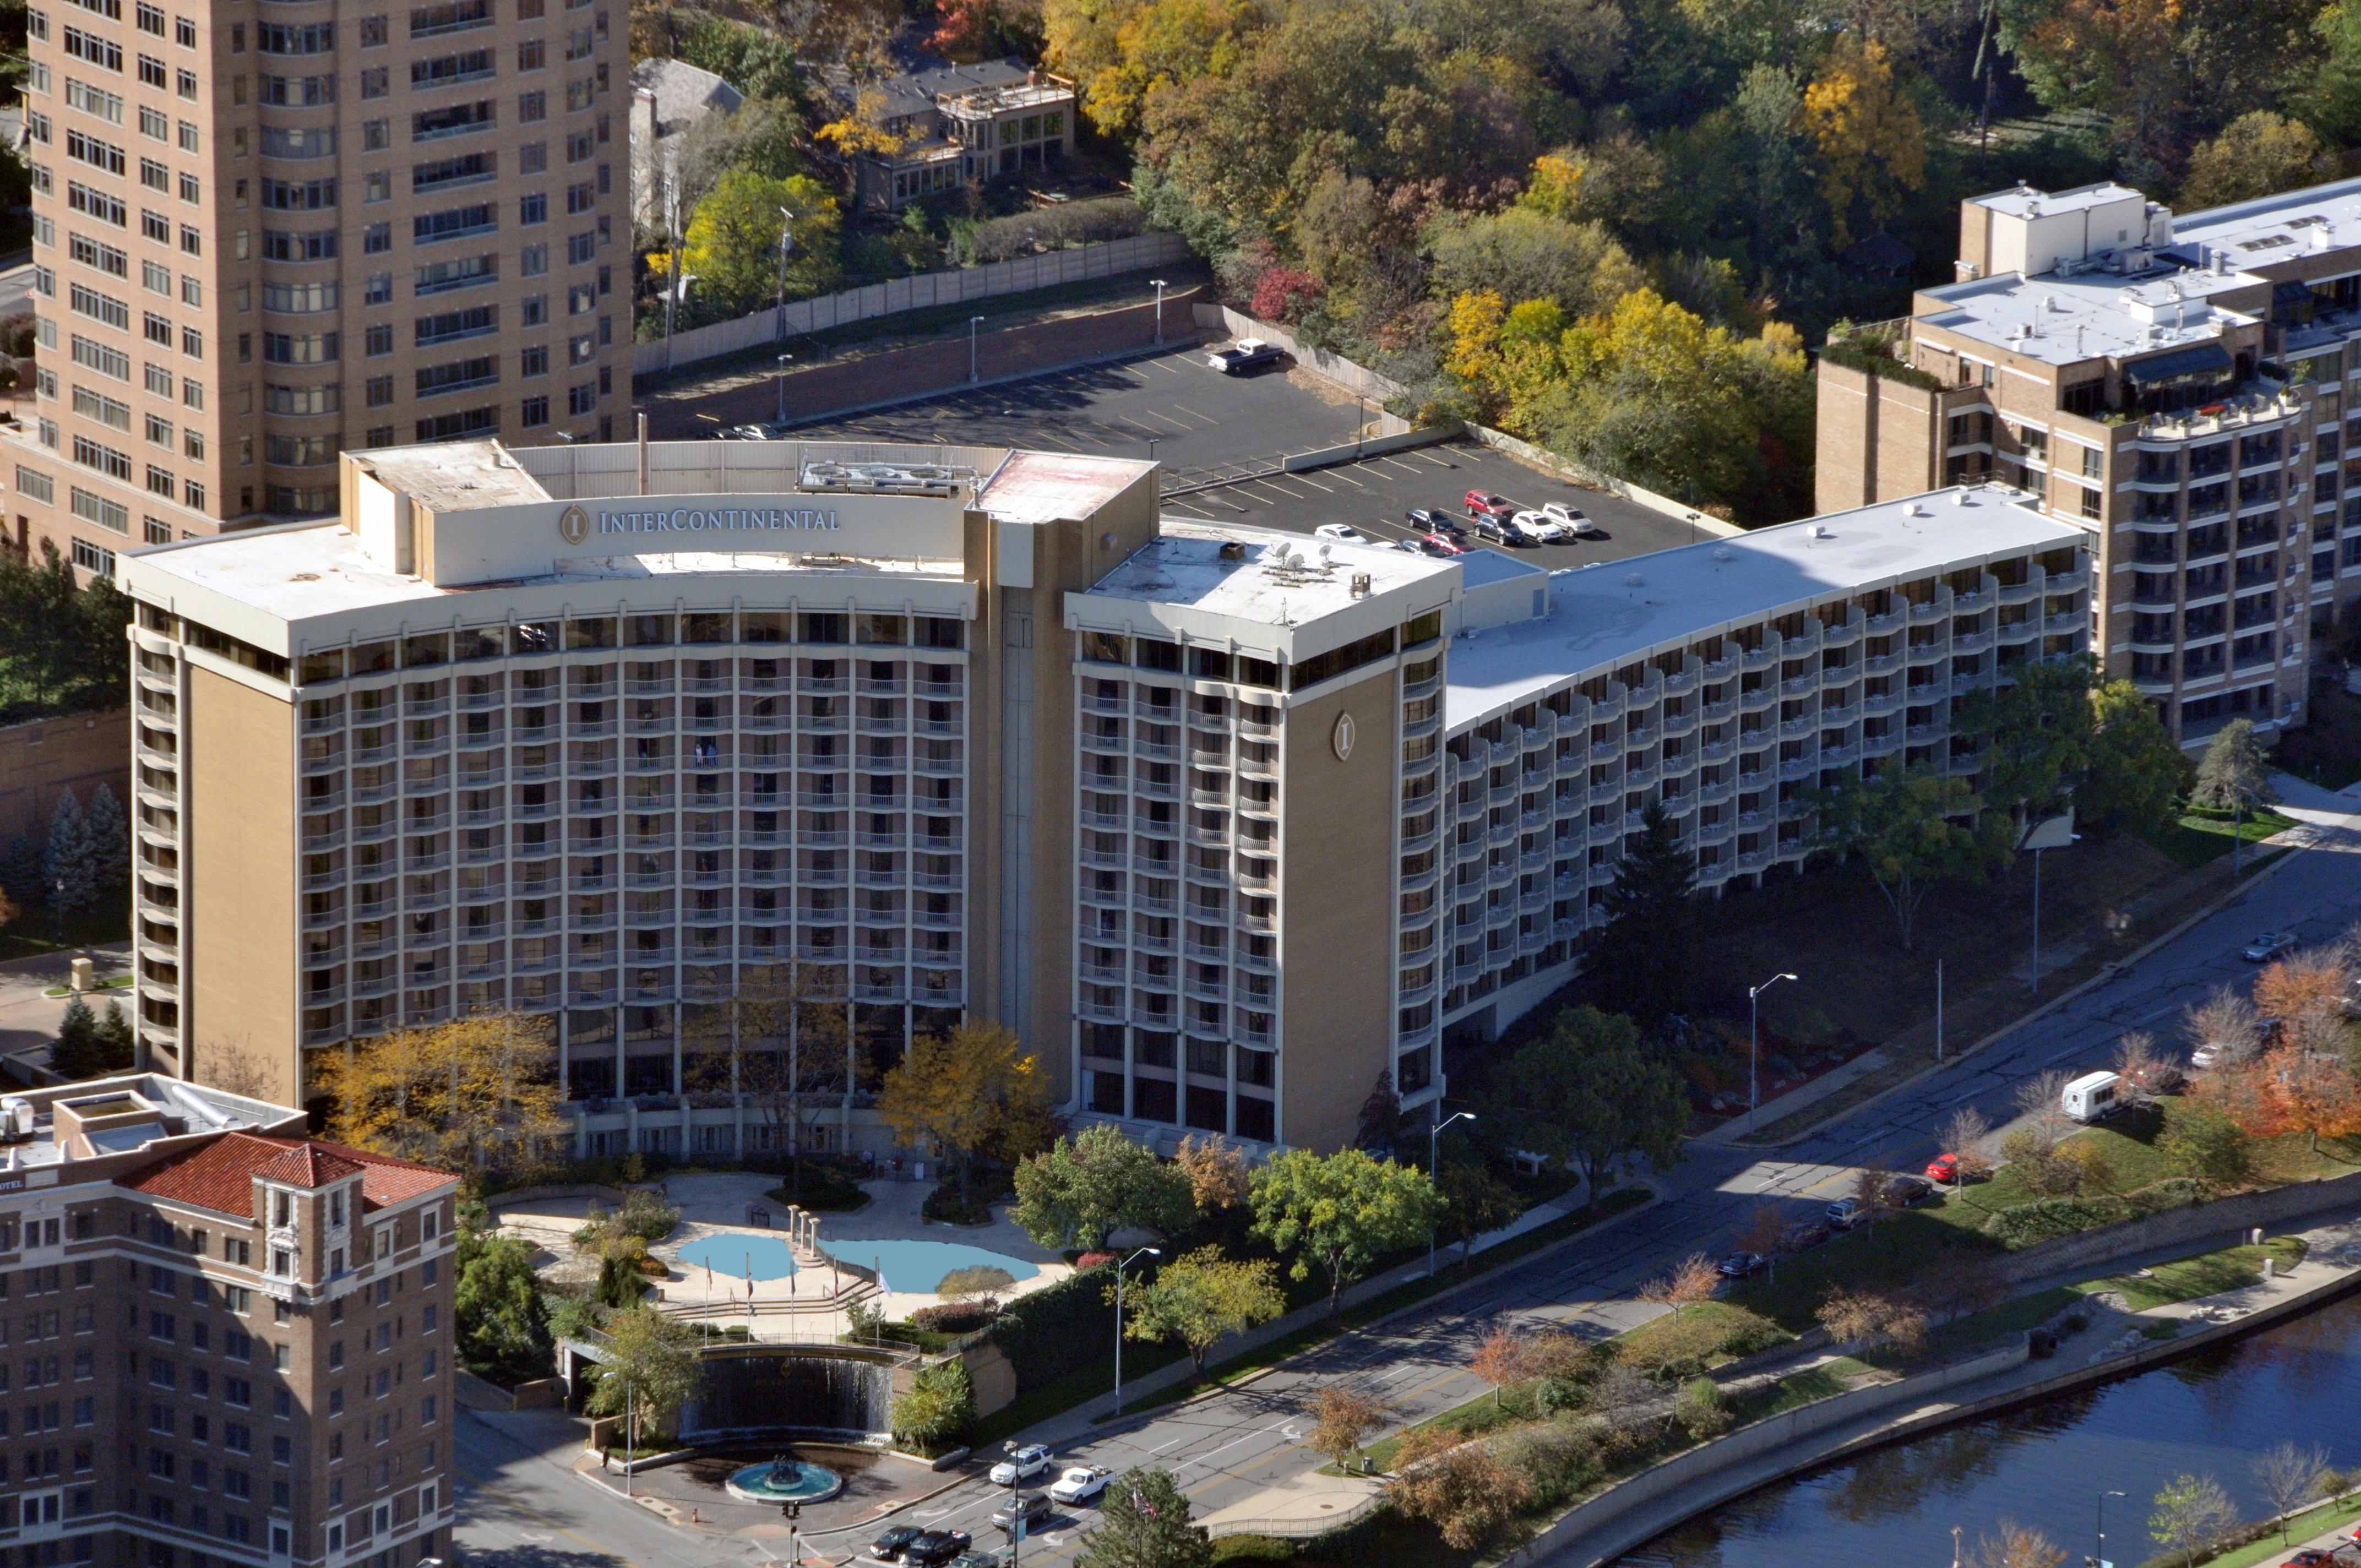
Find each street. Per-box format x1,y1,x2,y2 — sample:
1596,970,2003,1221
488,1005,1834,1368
452,779,2361,1568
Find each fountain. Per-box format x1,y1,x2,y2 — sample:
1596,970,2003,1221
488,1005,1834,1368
723,1453,845,1505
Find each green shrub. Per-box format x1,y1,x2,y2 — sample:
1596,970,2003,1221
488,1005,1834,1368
989,1264,1123,1391
937,1265,1015,1300
1982,1178,2206,1245
890,1359,976,1451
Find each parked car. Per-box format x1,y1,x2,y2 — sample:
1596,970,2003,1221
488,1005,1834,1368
988,1445,1052,1487
1413,532,1466,557
1715,1252,1767,1279
947,1554,1007,1568
1535,502,1599,536
1313,523,1368,544
1465,489,1517,520
988,1492,1052,1535
2060,1070,2124,1124
1825,1196,1868,1230
2243,931,2299,962
1392,537,1428,554
901,1532,973,1568
1881,1174,1933,1207
2282,1551,2340,1568
1406,507,1462,537
1048,1466,1111,1505
870,1527,925,1562
1511,509,1579,543
1925,1152,1963,1184
1207,339,1285,374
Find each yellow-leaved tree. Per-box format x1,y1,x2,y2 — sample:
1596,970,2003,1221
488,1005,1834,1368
311,1011,567,1175
875,1023,1054,1200
1794,38,1925,244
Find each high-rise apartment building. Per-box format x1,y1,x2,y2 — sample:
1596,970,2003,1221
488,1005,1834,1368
114,435,2087,1151
0,1073,457,1568
1,0,630,579
1816,176,2361,745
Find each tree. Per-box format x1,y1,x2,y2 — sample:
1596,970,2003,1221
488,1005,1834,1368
1956,656,2093,823
1809,764,2013,951
890,1359,976,1450
1582,801,1699,1027
876,1023,1052,1200
677,168,841,322
1640,1253,1719,1306
43,790,96,924
2257,1046,2361,1153
581,1307,701,1449
1967,1521,2067,1568
0,540,133,723
311,1011,568,1174
1471,1328,1538,1405
2254,951,2349,1030
455,1226,554,1382
1385,1432,1532,1550
81,783,126,894
2253,1440,2330,1544
1673,1376,1731,1439
2190,718,2276,815
2011,1069,2074,1153
1939,1106,1993,1183
1794,39,1926,244
2085,678,2189,834
1013,1123,1195,1251
2113,1031,2162,1101
1075,1468,1212,1568
91,1000,133,1074
48,995,97,1080
1434,1158,1522,1265
1355,1068,1403,1154
2180,112,2335,210
1426,207,1644,322
1815,1286,1927,1352
1310,1386,1386,1468
661,99,810,223
1173,1133,1248,1213
2185,984,2263,1066
2150,1472,2239,1568
1482,1005,1685,1196
1119,1246,1286,1375
1248,1147,1441,1316
0,834,41,908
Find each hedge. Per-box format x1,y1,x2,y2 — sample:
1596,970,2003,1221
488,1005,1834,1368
987,1261,1122,1391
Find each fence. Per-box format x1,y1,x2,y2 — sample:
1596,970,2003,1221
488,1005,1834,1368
1189,303,1415,408
635,230,1194,378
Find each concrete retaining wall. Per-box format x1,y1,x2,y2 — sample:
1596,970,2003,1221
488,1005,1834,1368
1281,427,1458,471
1996,1170,2361,1283
637,231,1193,377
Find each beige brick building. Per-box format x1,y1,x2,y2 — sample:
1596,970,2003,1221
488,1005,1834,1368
1815,177,2361,745
0,1074,456,1568
1,0,632,579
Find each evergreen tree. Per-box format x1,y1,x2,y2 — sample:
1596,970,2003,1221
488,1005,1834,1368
1582,801,1699,1027
0,834,41,907
1354,1068,1402,1153
43,791,96,922
1075,1468,1212,1568
82,783,127,892
2190,718,2277,815
93,1000,134,1074
49,995,99,1079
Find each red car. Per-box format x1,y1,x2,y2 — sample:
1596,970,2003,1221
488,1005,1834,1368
2283,1550,2338,1567
1416,532,1467,557
1464,489,1516,520
1925,1153,1966,1184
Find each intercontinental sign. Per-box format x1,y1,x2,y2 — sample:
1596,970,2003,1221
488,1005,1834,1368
562,503,846,542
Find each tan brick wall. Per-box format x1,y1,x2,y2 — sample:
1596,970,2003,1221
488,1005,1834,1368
185,665,297,1102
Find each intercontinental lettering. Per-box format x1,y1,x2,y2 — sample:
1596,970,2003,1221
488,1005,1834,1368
595,507,842,535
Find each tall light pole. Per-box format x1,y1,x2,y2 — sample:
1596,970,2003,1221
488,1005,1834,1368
1748,972,1798,1134
2095,1487,2126,1568
1150,277,1168,344
2022,812,2079,993
1428,1110,1475,1276
774,205,796,347
775,353,792,427
1112,1245,1160,1414
969,315,986,383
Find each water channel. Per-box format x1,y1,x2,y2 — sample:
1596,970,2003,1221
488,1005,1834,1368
1610,1291,2361,1568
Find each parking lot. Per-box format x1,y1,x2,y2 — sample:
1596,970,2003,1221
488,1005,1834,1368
786,344,1715,567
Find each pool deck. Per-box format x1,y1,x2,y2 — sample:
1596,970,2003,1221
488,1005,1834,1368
497,1170,1074,1341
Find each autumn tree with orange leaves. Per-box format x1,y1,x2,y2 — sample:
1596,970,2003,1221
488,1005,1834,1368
2257,1046,2361,1153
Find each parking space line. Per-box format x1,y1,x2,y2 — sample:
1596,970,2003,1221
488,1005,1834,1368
1287,472,1337,493
1172,404,1221,426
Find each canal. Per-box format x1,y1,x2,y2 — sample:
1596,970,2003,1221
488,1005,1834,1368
1611,1292,2361,1568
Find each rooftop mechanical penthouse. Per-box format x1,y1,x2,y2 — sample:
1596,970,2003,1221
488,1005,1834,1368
116,438,2088,1153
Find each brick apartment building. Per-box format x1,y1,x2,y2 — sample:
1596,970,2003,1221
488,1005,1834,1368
1815,177,2361,745
0,1074,457,1568
0,0,634,580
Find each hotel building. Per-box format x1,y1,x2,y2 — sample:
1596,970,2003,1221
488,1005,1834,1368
1816,176,2361,745
115,437,2087,1152
0,1073,458,1568
1,0,631,579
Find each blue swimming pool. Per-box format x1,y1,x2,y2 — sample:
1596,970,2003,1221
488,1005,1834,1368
671,1233,1041,1293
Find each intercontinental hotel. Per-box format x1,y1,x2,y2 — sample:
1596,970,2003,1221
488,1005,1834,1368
115,437,2092,1155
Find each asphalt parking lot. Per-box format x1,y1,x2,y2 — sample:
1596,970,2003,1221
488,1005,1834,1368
786,341,1714,566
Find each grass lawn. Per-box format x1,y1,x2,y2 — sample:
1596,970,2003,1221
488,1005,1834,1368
1727,1204,2004,1333
1870,1286,2081,1370
2191,1494,2361,1568
2071,1237,2306,1311
2146,804,2303,869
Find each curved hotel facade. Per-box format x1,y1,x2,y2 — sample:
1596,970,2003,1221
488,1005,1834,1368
116,437,2091,1154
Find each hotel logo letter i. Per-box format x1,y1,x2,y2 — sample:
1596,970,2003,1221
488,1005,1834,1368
558,505,589,546
1332,711,1355,761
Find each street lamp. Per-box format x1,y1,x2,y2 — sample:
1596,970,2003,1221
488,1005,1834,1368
775,353,793,427
1748,972,1798,1134
1112,1245,1160,1415
774,205,797,345
2092,1487,2126,1568
2022,812,2079,994
1150,277,1168,344
1000,1439,1025,1568
1428,1110,1476,1276
969,315,987,384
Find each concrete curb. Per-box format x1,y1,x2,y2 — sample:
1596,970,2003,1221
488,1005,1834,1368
1724,826,2311,1152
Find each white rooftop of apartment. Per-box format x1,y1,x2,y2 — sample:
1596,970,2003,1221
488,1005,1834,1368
1441,486,2088,731
0,1075,300,1169
1081,522,1453,627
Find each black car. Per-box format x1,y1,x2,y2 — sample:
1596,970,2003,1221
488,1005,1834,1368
1406,507,1463,537
902,1532,974,1568
1883,1175,1934,1207
871,1527,924,1562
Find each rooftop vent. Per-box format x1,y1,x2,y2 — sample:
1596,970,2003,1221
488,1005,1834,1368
1954,489,1973,506
1350,571,1372,597
1218,541,1245,560
1810,524,1832,539
1712,546,1734,562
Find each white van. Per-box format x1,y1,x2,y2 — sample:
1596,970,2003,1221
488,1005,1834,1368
2060,1070,2124,1124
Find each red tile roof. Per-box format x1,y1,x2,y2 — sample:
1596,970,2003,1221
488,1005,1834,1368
121,1133,455,1217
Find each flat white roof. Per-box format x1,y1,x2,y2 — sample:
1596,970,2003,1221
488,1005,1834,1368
1441,487,2088,731
1083,522,1452,628
1972,181,2146,220
1917,269,2256,368
2170,173,2361,265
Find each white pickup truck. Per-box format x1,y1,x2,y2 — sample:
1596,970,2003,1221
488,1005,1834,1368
1207,339,1285,374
